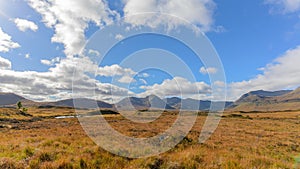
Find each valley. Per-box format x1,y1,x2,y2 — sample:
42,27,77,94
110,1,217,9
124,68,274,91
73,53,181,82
1,88,300,168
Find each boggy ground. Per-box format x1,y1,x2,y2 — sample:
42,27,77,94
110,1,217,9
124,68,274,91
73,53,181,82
0,107,299,169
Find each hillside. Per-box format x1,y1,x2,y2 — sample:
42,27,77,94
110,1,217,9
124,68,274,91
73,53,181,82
0,93,113,109
230,88,300,112
0,93,27,106
1,88,299,112
116,95,174,110
49,98,114,109
165,97,233,111
277,87,300,102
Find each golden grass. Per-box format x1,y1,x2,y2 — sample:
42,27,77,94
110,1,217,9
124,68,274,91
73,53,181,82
0,108,299,168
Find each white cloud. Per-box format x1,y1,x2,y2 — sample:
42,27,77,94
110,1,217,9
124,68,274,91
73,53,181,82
25,53,30,59
142,73,150,78
265,0,300,13
0,56,132,102
123,0,216,32
115,34,124,40
139,76,211,98
214,25,227,33
118,75,136,83
40,60,52,66
0,27,20,53
140,79,147,84
229,45,300,100
137,73,150,78
13,18,39,32
97,64,137,84
213,81,225,87
97,64,136,77
0,56,11,70
27,0,217,57
200,66,218,74
27,0,118,57
41,57,60,66
88,49,100,56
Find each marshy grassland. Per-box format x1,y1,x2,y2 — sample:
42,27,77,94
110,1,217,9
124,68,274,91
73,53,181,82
0,107,299,169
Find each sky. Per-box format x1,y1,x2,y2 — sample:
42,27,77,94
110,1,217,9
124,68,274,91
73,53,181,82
0,0,300,102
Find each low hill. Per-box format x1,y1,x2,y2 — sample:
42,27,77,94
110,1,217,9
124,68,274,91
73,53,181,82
277,87,300,102
51,98,114,109
234,90,292,104
0,93,114,109
0,93,27,107
230,88,300,112
165,97,233,111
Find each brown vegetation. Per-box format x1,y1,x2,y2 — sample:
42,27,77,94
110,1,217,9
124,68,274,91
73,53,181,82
0,108,299,168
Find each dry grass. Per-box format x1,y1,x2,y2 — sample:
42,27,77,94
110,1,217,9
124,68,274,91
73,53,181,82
0,108,299,168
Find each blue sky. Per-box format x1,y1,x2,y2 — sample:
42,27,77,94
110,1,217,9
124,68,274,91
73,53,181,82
0,0,300,102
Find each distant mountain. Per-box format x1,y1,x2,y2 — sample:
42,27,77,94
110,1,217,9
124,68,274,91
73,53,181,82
164,97,182,109
2,87,299,112
0,93,113,109
230,88,300,112
0,92,232,111
234,90,292,104
116,95,175,110
277,87,300,102
165,97,233,111
51,98,113,109
24,98,114,109
0,93,27,106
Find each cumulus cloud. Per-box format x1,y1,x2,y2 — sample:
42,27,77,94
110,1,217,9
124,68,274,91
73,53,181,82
26,0,218,57
0,27,20,53
41,57,60,66
97,64,136,77
135,46,300,101
118,75,136,83
88,49,100,56
27,0,118,57
213,81,225,87
200,66,218,74
265,0,300,13
0,56,11,70
0,56,132,102
13,18,39,32
123,0,216,31
142,73,150,78
25,53,30,59
137,73,150,78
115,34,124,40
139,76,211,98
229,45,300,100
97,64,137,84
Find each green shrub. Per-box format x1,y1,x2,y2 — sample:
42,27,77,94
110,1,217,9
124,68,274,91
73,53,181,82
38,152,55,162
23,147,35,158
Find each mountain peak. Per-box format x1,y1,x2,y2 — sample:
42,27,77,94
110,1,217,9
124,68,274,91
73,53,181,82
231,88,300,111
116,95,174,110
240,89,292,99
0,93,26,106
146,94,160,99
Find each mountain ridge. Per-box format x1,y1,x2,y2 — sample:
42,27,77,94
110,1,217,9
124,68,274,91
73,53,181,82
230,88,300,111
116,95,175,110
1,87,300,112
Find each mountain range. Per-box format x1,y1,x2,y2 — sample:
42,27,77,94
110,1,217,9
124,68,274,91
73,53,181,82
230,87,300,111
0,93,233,111
1,87,300,112
116,95,175,110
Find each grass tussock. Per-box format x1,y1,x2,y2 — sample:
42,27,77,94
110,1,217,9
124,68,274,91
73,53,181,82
0,108,299,168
